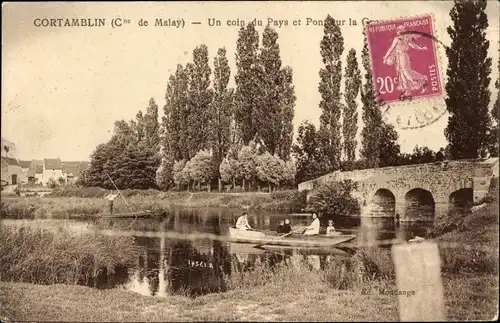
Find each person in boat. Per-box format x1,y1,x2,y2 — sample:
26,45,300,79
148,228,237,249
235,212,253,231
303,213,320,236
277,220,285,234
326,220,336,236
282,219,292,234
104,191,119,214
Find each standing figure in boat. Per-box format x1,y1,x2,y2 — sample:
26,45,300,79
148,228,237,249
303,213,320,236
326,220,336,236
235,212,253,231
104,191,119,214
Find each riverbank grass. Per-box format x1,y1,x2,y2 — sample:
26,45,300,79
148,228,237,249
0,189,307,219
1,273,497,321
0,225,141,285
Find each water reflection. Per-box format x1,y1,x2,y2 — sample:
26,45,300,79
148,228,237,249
0,207,435,298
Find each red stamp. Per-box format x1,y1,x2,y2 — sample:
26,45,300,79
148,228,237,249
365,14,443,106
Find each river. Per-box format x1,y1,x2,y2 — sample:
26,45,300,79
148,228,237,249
0,207,434,297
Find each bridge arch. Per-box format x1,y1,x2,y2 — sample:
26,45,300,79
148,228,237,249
369,189,396,217
404,188,435,220
449,188,473,211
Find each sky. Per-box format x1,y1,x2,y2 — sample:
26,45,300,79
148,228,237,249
2,1,499,161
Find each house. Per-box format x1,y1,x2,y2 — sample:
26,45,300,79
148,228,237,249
18,160,31,184
1,156,22,185
62,161,90,184
42,158,64,186
27,160,44,184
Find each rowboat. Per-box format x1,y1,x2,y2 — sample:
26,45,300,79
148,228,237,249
228,227,356,248
98,210,154,219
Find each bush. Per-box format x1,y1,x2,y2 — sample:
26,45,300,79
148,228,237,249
440,246,498,275
307,179,360,218
46,178,59,189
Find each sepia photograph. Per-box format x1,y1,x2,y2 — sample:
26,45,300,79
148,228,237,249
1,1,499,321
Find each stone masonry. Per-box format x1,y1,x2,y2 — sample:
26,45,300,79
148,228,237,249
298,158,499,221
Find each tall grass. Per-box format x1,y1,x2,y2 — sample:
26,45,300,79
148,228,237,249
0,225,142,285
1,188,307,219
0,197,172,219
49,187,164,198
225,250,385,293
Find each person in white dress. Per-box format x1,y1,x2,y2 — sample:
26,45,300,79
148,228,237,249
235,212,253,231
303,213,320,236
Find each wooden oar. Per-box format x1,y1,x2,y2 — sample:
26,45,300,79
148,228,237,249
254,229,300,249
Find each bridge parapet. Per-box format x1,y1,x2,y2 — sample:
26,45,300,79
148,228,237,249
297,158,499,220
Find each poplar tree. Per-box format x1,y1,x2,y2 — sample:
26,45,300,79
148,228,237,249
162,64,189,161
255,26,282,155
360,30,400,169
234,23,260,145
187,44,214,158
444,0,492,159
318,15,344,171
211,47,234,188
157,65,188,188
343,48,361,166
278,66,296,160
143,98,160,152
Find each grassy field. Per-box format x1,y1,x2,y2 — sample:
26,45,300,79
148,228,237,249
1,273,497,321
0,188,307,219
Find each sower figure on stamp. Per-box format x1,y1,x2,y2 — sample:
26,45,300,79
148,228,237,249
105,191,119,214
383,25,428,97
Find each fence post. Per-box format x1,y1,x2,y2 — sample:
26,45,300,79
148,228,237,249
391,241,446,321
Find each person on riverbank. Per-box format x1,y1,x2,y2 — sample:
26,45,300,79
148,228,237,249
235,212,253,231
326,220,336,236
303,213,320,236
282,219,292,234
104,191,119,214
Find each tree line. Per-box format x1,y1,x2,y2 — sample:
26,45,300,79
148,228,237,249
80,0,499,190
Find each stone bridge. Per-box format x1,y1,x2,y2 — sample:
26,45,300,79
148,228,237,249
298,158,499,221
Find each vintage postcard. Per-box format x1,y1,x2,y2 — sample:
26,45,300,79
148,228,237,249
1,1,499,322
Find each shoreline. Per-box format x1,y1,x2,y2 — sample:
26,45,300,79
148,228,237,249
0,190,309,219
2,194,436,222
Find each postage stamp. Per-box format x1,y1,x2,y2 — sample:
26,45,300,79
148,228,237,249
365,14,446,129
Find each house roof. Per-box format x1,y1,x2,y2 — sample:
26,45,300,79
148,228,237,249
44,158,62,170
62,161,90,177
62,162,80,176
19,160,31,168
27,160,44,176
1,156,20,167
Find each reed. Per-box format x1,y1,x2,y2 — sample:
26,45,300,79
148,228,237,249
1,188,307,219
224,251,383,292
0,225,142,285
